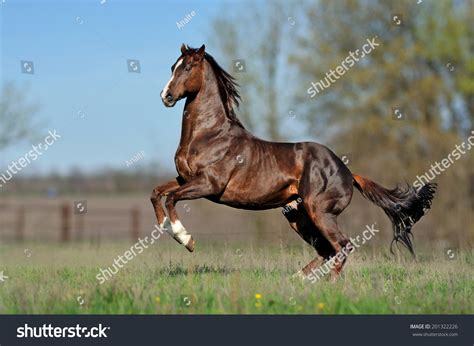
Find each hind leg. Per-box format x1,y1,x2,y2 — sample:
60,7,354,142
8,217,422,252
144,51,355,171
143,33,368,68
297,157,354,277
315,214,350,276
301,199,352,278
283,202,336,278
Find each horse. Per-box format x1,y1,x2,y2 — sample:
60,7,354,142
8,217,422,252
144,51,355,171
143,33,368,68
150,44,437,278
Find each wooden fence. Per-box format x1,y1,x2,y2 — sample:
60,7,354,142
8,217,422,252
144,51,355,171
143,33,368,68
0,200,302,244
0,202,142,242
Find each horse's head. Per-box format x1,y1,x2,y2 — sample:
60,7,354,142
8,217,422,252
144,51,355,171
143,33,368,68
161,44,205,107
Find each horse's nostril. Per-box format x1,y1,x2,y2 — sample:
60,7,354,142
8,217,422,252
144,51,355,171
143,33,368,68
166,94,174,102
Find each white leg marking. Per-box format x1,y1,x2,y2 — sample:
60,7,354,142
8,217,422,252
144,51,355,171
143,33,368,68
160,217,174,238
171,220,192,245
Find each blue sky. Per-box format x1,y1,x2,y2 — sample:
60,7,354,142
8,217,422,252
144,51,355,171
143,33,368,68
0,0,232,174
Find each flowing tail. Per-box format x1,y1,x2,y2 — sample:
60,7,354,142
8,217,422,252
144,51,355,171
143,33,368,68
352,174,437,256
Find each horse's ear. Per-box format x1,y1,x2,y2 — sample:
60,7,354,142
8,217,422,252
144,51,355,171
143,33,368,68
180,43,188,54
196,44,205,59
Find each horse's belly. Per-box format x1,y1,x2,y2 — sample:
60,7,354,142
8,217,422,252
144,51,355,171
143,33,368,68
214,180,297,210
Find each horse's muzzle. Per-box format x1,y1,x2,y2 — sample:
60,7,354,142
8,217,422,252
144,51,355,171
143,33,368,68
162,98,176,107
161,91,177,107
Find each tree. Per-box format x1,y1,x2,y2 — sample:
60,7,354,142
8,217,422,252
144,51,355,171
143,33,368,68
0,82,40,151
208,0,294,141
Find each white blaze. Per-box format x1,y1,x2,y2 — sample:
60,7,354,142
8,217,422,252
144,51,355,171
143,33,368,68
161,58,183,99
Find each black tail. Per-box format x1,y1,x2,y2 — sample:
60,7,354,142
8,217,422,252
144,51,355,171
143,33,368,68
353,174,437,256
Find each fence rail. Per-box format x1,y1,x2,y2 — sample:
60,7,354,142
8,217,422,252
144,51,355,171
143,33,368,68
0,201,298,244
0,202,141,242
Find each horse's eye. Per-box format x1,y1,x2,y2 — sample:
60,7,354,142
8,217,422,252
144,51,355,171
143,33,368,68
184,65,192,72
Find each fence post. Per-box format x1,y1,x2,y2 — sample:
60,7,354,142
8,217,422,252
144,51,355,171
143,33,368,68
131,207,140,240
75,214,85,241
16,206,25,242
60,202,71,242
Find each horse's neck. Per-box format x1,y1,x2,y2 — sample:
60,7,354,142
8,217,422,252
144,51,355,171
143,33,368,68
180,64,232,144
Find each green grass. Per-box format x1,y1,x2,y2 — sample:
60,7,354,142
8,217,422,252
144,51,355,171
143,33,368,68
0,241,472,314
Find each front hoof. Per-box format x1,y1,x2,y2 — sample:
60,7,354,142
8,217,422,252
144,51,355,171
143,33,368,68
185,236,195,252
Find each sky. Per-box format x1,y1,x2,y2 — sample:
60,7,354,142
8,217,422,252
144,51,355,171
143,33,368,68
0,0,233,175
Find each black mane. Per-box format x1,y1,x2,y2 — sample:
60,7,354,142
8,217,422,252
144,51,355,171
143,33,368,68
203,52,243,128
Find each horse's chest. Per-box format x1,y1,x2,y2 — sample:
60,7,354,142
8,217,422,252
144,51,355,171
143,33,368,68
175,145,198,178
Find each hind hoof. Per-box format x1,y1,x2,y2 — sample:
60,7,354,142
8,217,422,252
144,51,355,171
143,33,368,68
185,237,195,252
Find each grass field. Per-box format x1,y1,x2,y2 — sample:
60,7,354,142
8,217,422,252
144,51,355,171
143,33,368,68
0,241,472,314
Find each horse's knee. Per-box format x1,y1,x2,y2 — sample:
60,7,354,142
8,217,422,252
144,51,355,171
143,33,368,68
150,188,160,204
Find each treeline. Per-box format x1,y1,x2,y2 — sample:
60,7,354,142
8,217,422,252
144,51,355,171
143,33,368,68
0,167,173,196
209,0,473,243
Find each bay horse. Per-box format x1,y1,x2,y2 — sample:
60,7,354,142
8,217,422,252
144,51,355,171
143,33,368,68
151,44,437,278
